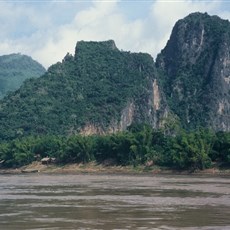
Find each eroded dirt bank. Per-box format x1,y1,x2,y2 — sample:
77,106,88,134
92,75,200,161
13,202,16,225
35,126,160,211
0,161,230,176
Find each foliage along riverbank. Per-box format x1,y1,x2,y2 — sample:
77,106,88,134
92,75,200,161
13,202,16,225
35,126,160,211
0,125,229,172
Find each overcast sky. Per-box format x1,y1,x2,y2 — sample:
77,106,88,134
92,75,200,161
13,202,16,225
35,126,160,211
0,0,230,68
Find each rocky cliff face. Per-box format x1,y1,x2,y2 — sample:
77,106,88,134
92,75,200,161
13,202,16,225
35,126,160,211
75,40,169,135
77,43,169,135
156,12,230,131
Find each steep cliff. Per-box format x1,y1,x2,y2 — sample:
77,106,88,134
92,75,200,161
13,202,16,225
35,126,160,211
156,12,230,131
0,54,46,98
0,40,167,139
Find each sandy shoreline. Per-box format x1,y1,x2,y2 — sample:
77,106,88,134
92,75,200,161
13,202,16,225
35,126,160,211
0,162,146,175
0,161,230,176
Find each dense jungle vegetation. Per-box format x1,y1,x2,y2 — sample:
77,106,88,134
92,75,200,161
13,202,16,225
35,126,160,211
0,125,229,170
0,41,155,140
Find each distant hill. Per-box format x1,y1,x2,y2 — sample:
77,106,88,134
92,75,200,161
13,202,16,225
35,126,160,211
0,53,46,98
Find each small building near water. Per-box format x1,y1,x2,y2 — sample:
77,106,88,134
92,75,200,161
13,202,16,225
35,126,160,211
41,157,56,165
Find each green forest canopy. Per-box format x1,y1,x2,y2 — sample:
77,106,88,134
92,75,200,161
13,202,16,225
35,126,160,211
0,125,229,170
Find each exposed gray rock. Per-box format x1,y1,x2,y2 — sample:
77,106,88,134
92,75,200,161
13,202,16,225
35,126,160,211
156,12,230,131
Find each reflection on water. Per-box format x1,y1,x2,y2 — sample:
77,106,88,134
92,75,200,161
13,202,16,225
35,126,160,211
0,174,229,230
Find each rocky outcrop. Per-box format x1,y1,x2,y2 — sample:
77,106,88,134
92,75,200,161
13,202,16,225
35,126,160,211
156,12,230,131
119,101,135,131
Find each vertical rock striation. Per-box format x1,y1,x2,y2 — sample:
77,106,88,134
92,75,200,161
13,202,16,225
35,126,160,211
156,12,230,131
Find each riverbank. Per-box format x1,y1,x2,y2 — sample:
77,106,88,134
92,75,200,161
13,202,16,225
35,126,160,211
0,161,230,176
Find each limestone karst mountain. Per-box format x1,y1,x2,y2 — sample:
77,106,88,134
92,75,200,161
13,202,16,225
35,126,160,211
156,12,230,131
0,12,230,140
0,40,167,139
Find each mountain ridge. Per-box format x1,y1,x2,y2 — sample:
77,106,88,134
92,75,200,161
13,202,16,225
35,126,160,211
0,40,168,139
0,12,230,140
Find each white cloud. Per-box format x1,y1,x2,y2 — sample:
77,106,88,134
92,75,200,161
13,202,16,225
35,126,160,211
31,1,121,67
33,0,145,67
0,0,228,68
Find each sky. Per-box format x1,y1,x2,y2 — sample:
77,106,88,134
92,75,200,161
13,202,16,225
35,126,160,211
0,0,230,69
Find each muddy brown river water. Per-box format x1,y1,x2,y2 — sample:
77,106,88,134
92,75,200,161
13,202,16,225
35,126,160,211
0,173,229,230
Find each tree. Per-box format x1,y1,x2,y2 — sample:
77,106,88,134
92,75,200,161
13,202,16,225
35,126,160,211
212,132,230,163
170,129,213,170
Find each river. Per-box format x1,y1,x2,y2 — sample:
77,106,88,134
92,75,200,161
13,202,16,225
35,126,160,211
0,173,229,230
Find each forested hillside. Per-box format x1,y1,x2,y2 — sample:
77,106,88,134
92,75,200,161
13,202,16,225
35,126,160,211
0,13,230,170
1,13,230,140
0,54,46,98
0,40,165,140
